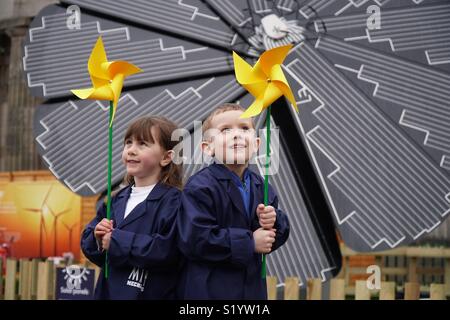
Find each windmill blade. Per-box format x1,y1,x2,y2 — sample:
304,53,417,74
23,4,235,99
62,0,250,53
312,0,450,72
315,35,450,174
283,40,450,251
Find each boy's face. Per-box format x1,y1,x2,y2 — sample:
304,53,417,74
202,110,260,165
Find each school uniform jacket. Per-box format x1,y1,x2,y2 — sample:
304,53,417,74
81,183,181,300
178,163,290,299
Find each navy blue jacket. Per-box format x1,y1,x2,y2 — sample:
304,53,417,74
81,183,181,300
178,164,290,299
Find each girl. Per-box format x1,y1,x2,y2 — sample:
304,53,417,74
81,116,182,299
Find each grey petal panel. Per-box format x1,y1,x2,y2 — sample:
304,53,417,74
295,0,445,18
62,0,250,52
284,40,450,251
313,0,450,72
34,76,245,196
297,0,371,19
315,35,450,174
182,93,341,284
24,5,233,99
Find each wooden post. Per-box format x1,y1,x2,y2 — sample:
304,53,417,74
379,281,396,300
408,257,418,283
18,259,24,299
329,279,345,300
355,280,370,300
37,261,52,300
404,282,420,300
5,259,17,300
445,258,450,297
343,256,350,289
30,259,39,300
49,261,60,300
374,256,383,280
19,259,32,300
266,276,277,300
306,278,322,300
429,284,445,300
284,277,299,300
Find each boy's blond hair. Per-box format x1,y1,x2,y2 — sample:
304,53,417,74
202,103,255,136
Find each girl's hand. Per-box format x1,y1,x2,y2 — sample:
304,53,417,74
256,204,276,229
94,219,114,241
102,231,112,251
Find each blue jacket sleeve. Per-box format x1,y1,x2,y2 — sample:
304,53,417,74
178,185,255,268
267,184,290,252
80,201,106,267
107,191,180,269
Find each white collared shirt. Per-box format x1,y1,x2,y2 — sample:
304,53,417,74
123,184,156,219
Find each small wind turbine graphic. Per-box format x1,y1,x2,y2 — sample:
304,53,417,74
60,221,79,253
23,186,53,257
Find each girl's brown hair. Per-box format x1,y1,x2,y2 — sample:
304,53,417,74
122,116,182,189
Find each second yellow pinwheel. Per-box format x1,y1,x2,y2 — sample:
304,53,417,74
232,44,298,279
232,44,297,119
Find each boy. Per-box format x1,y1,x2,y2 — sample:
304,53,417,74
178,103,290,299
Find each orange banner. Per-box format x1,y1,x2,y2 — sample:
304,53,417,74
0,180,81,259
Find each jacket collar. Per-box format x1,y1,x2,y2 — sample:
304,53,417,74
113,182,170,228
116,182,169,201
207,162,261,185
207,163,263,225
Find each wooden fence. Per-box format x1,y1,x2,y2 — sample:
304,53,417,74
0,258,100,300
0,254,448,300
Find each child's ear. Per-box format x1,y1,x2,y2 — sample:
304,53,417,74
201,140,214,157
254,136,261,151
160,150,174,167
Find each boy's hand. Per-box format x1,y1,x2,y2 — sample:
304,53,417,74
102,231,112,251
256,204,276,229
94,219,113,241
253,228,276,254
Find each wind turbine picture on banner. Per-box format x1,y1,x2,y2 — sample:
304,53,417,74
23,186,53,257
46,206,71,256
61,221,79,255
232,44,298,278
71,36,142,278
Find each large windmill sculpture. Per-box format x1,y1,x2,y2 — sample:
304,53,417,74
22,0,450,285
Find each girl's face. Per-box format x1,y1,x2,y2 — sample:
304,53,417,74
121,127,167,181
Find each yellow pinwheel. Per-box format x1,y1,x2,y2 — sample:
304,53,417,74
232,44,297,119
71,36,141,127
233,44,298,279
70,36,141,279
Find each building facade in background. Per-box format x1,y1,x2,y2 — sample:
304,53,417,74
0,0,57,171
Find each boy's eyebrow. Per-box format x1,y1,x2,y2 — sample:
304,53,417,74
216,123,231,129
